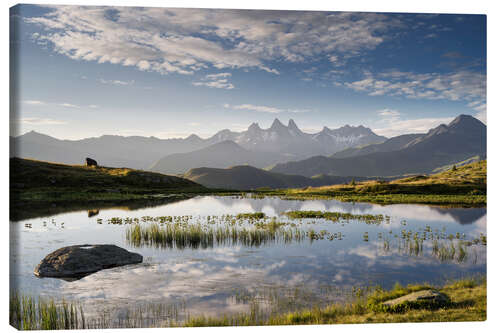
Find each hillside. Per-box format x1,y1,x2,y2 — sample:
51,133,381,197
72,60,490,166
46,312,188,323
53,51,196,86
261,160,486,206
11,157,203,191
10,158,208,221
271,115,486,177
151,141,290,175
184,165,371,190
332,133,424,158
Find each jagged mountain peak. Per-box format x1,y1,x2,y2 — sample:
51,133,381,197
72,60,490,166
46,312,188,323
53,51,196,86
270,118,287,130
288,119,299,130
248,122,262,131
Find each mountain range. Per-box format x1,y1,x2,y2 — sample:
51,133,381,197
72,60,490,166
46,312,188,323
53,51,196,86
270,115,486,177
10,115,486,189
11,118,386,172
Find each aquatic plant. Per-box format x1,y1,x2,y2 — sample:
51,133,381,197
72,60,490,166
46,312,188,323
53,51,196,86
125,222,308,249
283,210,385,225
10,293,84,330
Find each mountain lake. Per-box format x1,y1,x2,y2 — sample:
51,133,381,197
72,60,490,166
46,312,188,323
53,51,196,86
10,195,486,327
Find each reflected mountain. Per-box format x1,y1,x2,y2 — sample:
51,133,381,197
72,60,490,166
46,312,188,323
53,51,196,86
431,207,486,225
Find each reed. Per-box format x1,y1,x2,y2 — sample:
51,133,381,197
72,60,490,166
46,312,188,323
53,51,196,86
283,210,386,225
10,292,84,330
126,222,307,249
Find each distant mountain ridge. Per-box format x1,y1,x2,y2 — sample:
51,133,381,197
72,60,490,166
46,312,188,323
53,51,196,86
184,165,372,190
150,140,291,174
11,118,386,170
270,115,486,177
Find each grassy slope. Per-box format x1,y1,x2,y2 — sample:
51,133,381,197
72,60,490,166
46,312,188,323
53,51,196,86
253,160,486,206
10,158,213,218
182,278,486,327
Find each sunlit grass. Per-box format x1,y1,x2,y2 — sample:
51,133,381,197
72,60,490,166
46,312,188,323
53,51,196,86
180,277,486,326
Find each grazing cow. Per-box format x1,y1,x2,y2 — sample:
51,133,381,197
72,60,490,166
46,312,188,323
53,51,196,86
85,157,98,167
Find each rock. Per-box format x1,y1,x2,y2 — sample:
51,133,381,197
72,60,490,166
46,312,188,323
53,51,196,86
34,244,142,280
382,289,450,308
85,157,98,167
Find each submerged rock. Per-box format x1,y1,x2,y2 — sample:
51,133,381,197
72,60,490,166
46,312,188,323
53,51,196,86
34,244,142,280
382,289,450,308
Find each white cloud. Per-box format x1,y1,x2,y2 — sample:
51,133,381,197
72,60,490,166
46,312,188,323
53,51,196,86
373,107,459,137
15,117,67,125
377,109,400,117
224,103,311,114
26,7,402,76
373,116,454,137
58,103,79,108
98,78,134,86
345,70,486,121
88,104,99,108
193,73,235,89
22,100,45,105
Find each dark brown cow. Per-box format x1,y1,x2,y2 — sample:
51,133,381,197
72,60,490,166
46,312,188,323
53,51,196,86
85,157,98,167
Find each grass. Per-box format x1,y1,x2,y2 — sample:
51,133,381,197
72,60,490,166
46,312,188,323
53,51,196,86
181,277,486,326
283,210,386,224
10,277,485,329
10,293,85,330
9,292,184,330
125,222,307,249
10,157,231,220
252,160,486,206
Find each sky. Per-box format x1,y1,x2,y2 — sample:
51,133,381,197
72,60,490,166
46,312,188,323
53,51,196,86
9,4,486,139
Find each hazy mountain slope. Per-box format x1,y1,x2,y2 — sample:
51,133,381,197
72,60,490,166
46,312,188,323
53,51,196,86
270,115,486,177
10,131,211,170
12,118,386,169
183,165,371,190
150,141,292,175
332,133,424,159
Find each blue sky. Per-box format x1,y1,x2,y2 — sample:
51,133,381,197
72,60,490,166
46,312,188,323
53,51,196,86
10,5,486,139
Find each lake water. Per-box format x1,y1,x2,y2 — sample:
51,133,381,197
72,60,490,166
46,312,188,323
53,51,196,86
10,196,486,326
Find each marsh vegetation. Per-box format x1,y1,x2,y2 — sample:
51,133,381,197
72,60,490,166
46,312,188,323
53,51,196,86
11,277,485,329
11,195,486,329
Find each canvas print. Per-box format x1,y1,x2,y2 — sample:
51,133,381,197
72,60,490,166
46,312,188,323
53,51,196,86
9,4,486,329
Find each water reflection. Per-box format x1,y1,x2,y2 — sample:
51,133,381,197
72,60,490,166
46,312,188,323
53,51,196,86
10,195,486,325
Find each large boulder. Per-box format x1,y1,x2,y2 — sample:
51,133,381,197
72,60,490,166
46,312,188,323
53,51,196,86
34,244,142,280
382,289,450,309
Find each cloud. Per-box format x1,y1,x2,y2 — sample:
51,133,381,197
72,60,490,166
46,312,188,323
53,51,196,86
193,73,235,89
58,103,79,108
15,117,67,125
88,104,99,108
373,115,454,137
22,100,45,105
377,109,400,117
345,70,486,121
373,107,461,137
98,78,134,86
25,7,402,76
224,103,311,114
